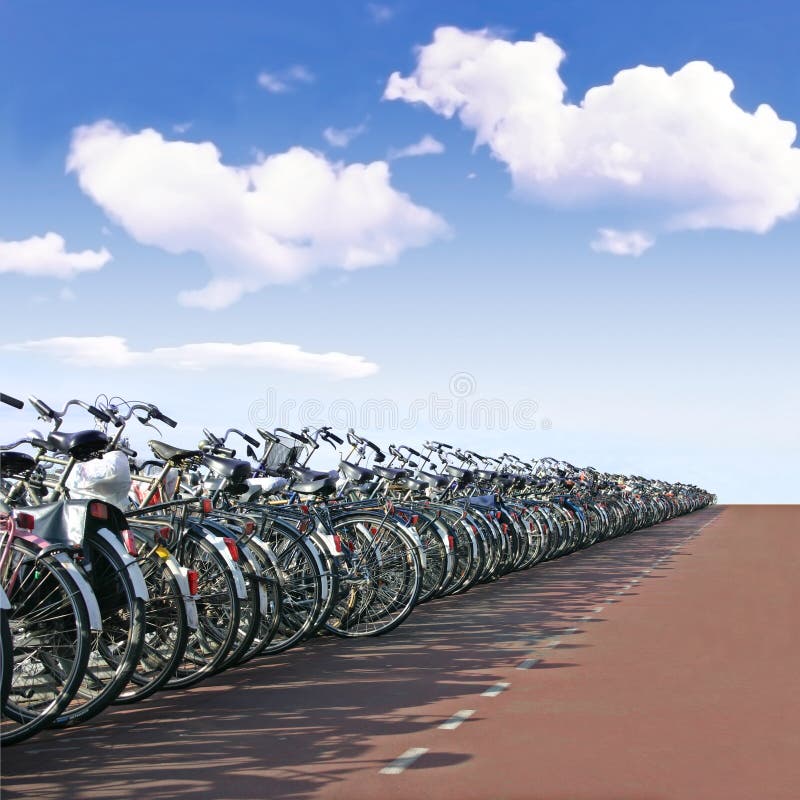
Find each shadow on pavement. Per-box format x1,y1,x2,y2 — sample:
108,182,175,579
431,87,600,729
2,506,724,800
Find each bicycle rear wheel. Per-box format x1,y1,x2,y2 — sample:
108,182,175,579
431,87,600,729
326,514,421,637
167,531,240,689
115,536,188,703
53,533,145,727
2,542,90,745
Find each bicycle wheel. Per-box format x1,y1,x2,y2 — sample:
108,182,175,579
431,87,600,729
115,534,189,704
235,537,281,664
258,520,325,655
326,514,421,637
2,541,90,745
53,533,145,727
167,530,240,689
0,606,11,709
220,539,264,669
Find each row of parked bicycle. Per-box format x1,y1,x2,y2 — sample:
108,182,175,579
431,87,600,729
0,390,715,744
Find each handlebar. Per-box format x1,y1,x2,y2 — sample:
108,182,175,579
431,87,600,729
275,427,313,446
0,393,24,410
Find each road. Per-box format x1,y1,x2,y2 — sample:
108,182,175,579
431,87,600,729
3,505,798,799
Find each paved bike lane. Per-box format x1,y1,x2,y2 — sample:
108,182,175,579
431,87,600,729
325,505,799,800
5,506,796,800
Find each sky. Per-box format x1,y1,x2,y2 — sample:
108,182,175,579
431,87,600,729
1,0,798,502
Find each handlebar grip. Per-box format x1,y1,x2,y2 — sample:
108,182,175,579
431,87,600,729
157,411,178,429
31,437,49,450
257,427,279,444
327,432,344,445
276,428,311,445
0,393,24,409
244,433,259,447
87,405,112,423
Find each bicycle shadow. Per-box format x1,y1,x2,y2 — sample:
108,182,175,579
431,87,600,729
2,506,725,800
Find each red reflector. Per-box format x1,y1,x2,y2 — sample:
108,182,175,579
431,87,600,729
447,534,455,551
244,521,255,535
16,512,35,531
495,511,501,519
89,501,108,520
332,534,343,553
411,515,419,526
156,526,171,542
370,526,378,535
121,530,138,557
187,569,199,595
300,504,309,514
202,499,212,514
223,537,239,562
502,523,509,534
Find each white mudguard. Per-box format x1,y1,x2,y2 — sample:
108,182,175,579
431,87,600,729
201,531,248,600
162,559,199,631
399,523,427,569
53,552,104,632
302,534,331,602
96,528,150,602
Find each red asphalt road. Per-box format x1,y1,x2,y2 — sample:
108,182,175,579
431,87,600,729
2,505,798,799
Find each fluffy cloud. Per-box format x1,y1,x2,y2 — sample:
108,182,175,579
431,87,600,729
388,134,445,160
323,122,367,148
0,232,111,278
66,121,447,308
385,26,800,244
3,336,378,379
257,65,315,93
590,228,654,257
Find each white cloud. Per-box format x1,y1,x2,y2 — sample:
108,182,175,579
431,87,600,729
385,26,800,243
367,3,394,23
323,122,367,148
66,121,447,309
3,336,378,379
590,228,654,256
172,121,193,134
257,64,315,93
0,232,111,279
388,134,445,160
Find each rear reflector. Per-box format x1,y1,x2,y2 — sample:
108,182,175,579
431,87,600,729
202,499,212,514
332,534,343,553
187,569,199,595
447,534,455,551
223,537,239,562
156,526,171,542
244,521,255,535
16,512,34,531
120,530,138,557
411,515,419,526
89,501,108,520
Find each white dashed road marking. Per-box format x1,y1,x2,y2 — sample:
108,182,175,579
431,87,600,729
380,747,429,775
439,709,475,730
517,658,540,670
482,682,510,697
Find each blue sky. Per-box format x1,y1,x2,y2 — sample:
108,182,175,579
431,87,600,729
1,1,798,501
